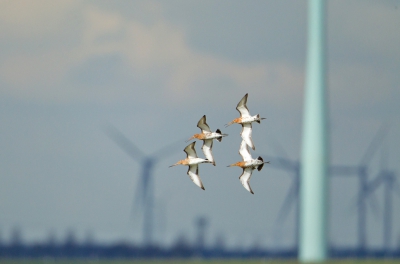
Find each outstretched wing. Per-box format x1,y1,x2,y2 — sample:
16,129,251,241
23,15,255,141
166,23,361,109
236,93,251,118
184,141,198,159
241,123,255,150
238,139,252,161
202,139,215,166
197,115,211,133
239,167,254,194
187,165,205,190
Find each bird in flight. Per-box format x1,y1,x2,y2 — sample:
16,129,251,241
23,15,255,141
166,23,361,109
225,93,266,150
186,115,228,166
227,140,269,194
169,141,212,190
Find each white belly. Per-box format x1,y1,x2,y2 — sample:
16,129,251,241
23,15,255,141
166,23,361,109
244,159,263,168
241,115,259,124
204,132,221,139
189,158,208,165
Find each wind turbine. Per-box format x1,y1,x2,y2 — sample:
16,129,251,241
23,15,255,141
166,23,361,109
104,124,181,247
265,144,362,251
260,141,300,250
268,125,387,252
330,125,388,252
364,137,400,252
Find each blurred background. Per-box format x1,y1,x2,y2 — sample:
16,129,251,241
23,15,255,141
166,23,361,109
0,0,399,259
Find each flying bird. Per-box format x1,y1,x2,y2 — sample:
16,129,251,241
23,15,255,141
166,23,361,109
169,141,212,190
225,93,266,150
186,115,228,166
227,140,269,194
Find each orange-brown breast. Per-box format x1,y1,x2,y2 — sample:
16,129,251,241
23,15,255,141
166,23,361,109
178,159,190,165
231,161,246,168
194,133,206,140
233,117,242,124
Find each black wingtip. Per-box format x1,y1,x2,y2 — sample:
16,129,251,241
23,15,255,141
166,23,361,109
216,129,223,142
201,186,205,190
257,156,264,171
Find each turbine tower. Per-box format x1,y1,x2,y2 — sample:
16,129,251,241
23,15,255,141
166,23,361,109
105,124,180,247
368,171,400,252
300,0,328,261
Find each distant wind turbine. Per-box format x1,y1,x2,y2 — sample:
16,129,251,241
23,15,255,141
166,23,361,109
104,124,181,247
330,124,388,252
260,141,300,250
265,126,387,252
364,136,400,252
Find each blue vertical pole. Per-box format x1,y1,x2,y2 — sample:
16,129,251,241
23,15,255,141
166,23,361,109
299,0,328,262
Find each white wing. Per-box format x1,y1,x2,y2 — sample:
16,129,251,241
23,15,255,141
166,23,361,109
239,167,254,194
184,141,198,159
187,165,205,190
236,93,251,118
241,123,255,150
238,139,252,161
202,139,215,165
197,115,211,133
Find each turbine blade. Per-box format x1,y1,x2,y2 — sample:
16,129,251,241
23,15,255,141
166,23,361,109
270,138,290,160
359,123,389,166
365,190,381,221
274,181,297,226
379,138,389,171
258,154,296,171
367,173,385,193
103,123,146,161
152,138,185,160
352,182,381,221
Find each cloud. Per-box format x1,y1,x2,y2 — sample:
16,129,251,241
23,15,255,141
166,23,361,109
0,0,398,111
0,1,304,107
0,0,80,39
329,0,400,61
328,0,400,113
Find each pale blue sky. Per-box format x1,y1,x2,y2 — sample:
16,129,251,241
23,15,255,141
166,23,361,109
0,0,399,249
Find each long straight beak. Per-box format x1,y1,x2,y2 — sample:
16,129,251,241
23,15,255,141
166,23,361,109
224,121,234,128
185,136,195,143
